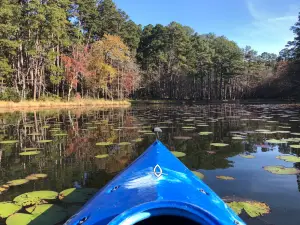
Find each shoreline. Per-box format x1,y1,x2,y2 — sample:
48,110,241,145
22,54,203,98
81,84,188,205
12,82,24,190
0,100,131,112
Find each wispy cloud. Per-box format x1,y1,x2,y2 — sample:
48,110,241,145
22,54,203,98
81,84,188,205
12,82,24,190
234,0,299,54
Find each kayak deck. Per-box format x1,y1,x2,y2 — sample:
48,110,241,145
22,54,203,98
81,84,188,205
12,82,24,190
65,140,245,225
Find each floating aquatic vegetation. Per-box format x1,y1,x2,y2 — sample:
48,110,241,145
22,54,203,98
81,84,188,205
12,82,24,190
278,126,291,129
6,204,67,225
87,126,97,130
216,176,235,180
232,136,244,140
263,166,300,175
291,133,300,136
276,130,290,134
52,133,68,137
0,185,9,193
266,120,277,123
96,142,113,146
276,155,300,162
171,151,186,158
0,202,21,218
42,125,50,129
199,132,213,136
196,124,209,127
182,126,196,130
266,139,287,144
210,143,229,147
95,154,109,159
132,138,143,143
22,148,40,151
290,145,300,148
7,179,29,186
192,171,204,179
118,142,131,146
143,132,156,135
37,140,52,143
14,191,58,206
0,140,18,144
25,174,47,180
173,136,192,140
227,201,270,218
19,151,41,156
59,188,97,203
138,130,152,133
240,154,255,159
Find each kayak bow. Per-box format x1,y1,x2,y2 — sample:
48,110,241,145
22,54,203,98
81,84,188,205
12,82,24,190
65,140,245,225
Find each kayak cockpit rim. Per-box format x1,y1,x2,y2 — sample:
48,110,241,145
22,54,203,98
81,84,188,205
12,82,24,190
107,201,224,225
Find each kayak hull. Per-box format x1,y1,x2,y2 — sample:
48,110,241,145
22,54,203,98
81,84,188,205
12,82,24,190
65,140,245,225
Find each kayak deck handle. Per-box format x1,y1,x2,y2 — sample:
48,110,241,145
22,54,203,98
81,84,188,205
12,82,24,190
110,185,121,193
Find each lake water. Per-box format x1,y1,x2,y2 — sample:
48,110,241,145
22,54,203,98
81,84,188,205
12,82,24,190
0,104,300,225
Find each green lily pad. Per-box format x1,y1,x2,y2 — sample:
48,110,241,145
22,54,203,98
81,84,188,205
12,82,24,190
95,154,109,159
52,133,68,137
266,139,287,144
232,136,244,140
227,201,270,218
59,188,97,203
255,129,270,132
171,151,186,158
216,176,235,180
290,145,300,148
118,142,131,146
6,205,67,225
28,133,41,136
291,133,300,136
0,140,18,144
276,155,300,162
22,148,40,151
37,140,52,143
42,125,50,129
276,130,290,134
143,132,155,135
132,138,143,143
199,132,213,136
192,171,204,179
7,179,29,186
19,151,40,156
173,136,192,140
240,154,255,159
0,202,22,218
182,126,196,130
196,124,209,127
96,142,113,146
263,166,300,175
25,174,47,180
210,143,229,147
14,191,58,206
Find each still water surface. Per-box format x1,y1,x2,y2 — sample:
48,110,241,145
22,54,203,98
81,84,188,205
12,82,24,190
0,104,300,225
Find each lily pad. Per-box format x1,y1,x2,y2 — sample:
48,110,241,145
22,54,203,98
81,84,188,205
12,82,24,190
227,201,270,218
95,154,109,159
6,205,67,225
171,151,186,158
37,140,52,143
210,143,229,147
192,171,204,179
25,174,47,180
132,138,143,143
22,148,40,151
240,154,255,159
7,179,29,186
0,202,22,218
28,133,41,136
173,136,192,140
232,136,244,140
42,125,50,129
199,132,213,136
59,188,97,203
263,165,300,175
266,139,287,144
0,140,18,144
206,151,216,154
276,155,300,162
216,176,235,180
52,133,68,137
14,191,58,206
182,126,196,130
19,151,40,156
118,142,131,146
291,133,300,136
96,142,113,146
290,145,300,149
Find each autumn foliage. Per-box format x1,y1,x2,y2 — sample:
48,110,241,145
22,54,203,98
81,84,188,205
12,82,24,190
61,35,140,100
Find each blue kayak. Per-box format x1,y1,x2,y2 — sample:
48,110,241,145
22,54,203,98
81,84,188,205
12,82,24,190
65,140,245,225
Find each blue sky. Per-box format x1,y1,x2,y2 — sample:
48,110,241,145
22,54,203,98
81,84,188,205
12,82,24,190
114,0,300,54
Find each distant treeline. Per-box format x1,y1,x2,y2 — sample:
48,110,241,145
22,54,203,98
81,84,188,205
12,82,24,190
0,0,299,101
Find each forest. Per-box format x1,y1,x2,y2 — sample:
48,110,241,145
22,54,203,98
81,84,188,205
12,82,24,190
0,0,300,101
